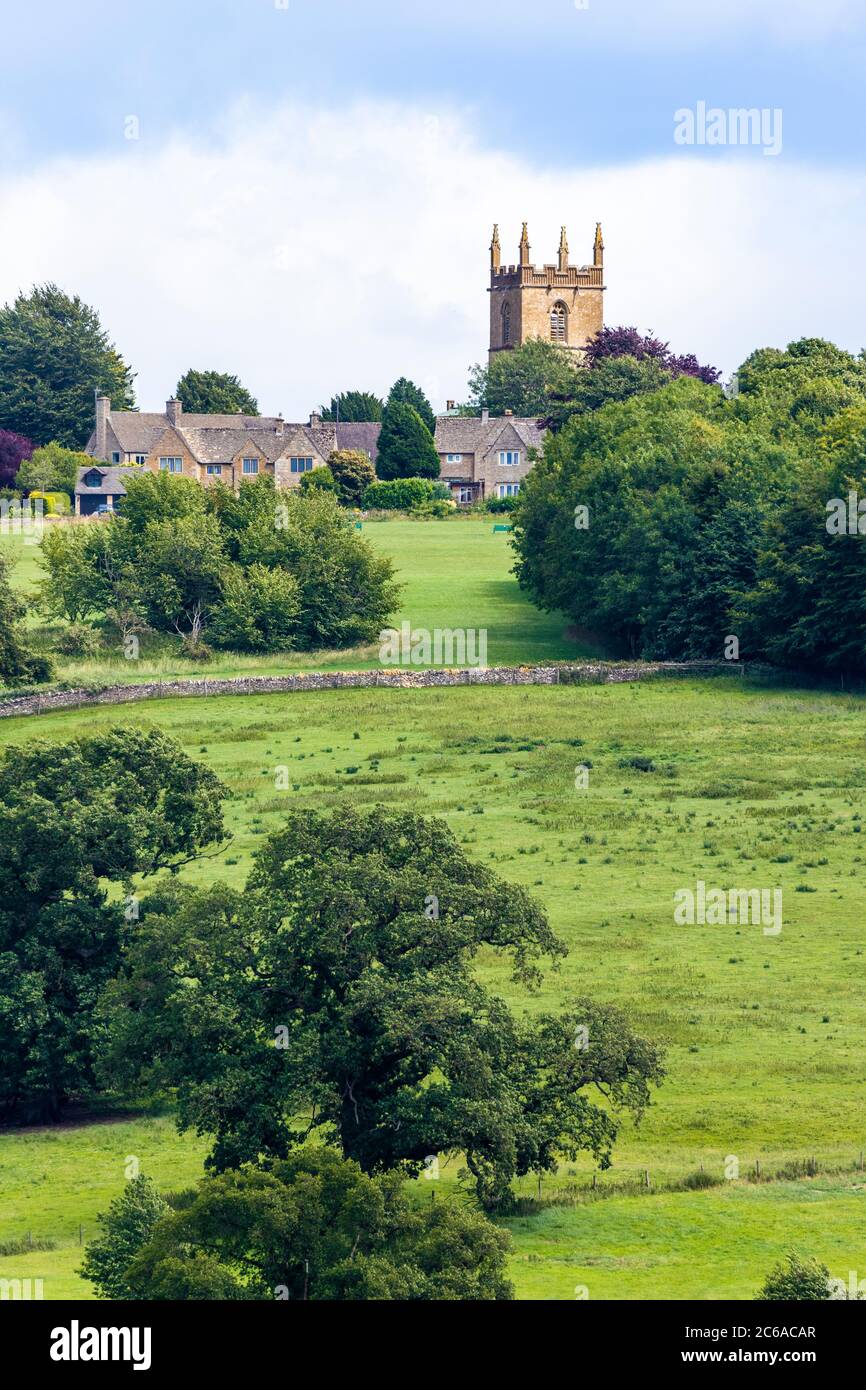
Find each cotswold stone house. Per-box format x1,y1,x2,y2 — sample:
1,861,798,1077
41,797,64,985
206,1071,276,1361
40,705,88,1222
434,411,546,504
80,398,376,511
489,221,604,360
82,398,546,508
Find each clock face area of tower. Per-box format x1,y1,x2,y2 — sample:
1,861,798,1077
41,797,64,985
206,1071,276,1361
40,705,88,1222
488,222,605,359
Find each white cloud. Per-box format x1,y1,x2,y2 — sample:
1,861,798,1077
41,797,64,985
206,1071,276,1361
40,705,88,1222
0,99,864,416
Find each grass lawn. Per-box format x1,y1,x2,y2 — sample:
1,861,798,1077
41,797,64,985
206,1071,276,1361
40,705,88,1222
1,675,865,1298
0,517,604,683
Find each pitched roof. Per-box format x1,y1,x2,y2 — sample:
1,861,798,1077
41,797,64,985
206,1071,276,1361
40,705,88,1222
75,465,140,496
433,414,547,455
335,422,382,463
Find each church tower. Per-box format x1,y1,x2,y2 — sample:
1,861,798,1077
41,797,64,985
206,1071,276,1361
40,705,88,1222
488,221,605,360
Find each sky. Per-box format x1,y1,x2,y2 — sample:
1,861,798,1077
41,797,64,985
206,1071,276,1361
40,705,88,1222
1,0,865,416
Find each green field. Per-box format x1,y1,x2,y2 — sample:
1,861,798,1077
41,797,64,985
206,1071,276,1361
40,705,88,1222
1,675,865,1299
1,517,602,682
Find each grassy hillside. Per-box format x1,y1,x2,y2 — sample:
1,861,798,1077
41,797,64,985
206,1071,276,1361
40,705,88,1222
1,675,864,1298
1,517,604,680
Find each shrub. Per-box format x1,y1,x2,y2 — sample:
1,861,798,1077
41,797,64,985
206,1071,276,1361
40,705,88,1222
54,623,103,658
486,494,520,513
756,1252,833,1300
362,477,439,511
80,1175,169,1301
209,564,300,652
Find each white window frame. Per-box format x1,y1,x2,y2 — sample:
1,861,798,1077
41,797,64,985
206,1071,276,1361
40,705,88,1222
457,486,473,504
206,464,223,475
498,450,521,467
133,454,147,465
242,457,259,474
446,453,463,463
497,482,520,497
159,457,183,473
290,457,314,473
111,451,121,464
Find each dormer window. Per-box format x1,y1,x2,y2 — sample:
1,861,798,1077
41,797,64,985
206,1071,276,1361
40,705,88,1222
85,470,103,487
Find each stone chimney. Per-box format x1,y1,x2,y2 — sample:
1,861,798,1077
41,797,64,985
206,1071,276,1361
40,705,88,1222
309,412,322,428
166,398,182,426
95,395,111,458
481,408,490,424
446,399,455,411
276,415,284,437
504,408,514,416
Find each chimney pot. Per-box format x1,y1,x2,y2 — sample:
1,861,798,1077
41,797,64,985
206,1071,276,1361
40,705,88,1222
309,412,322,428
504,408,513,416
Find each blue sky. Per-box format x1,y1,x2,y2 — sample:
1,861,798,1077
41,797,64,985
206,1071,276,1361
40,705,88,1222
1,1,865,414
3,0,864,172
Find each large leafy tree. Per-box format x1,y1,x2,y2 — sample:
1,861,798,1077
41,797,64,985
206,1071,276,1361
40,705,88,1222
104,1152,514,1301
737,405,866,671
376,402,439,480
175,369,259,416
584,325,721,385
0,284,135,447
235,489,400,648
99,808,663,1208
0,728,226,1122
387,377,436,433
468,338,580,418
16,441,89,498
512,375,798,659
320,390,384,422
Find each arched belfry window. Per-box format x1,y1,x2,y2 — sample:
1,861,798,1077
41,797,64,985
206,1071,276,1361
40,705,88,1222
501,302,511,346
550,302,567,342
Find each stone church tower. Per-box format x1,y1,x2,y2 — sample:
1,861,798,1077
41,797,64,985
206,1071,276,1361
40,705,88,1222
488,222,604,360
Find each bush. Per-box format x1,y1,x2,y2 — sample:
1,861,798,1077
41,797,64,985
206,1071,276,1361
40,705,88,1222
80,1175,169,1301
486,495,520,513
209,563,300,652
54,623,104,658
756,1252,833,1300
362,477,440,511
121,1151,514,1301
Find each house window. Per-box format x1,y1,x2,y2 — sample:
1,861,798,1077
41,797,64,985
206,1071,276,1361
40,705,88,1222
497,483,520,497
85,470,103,487
498,450,520,466
242,458,259,474
159,457,183,473
290,457,314,473
111,451,121,464
550,302,568,342
446,453,463,463
457,487,473,504
501,302,511,346
133,454,146,465
206,464,223,476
